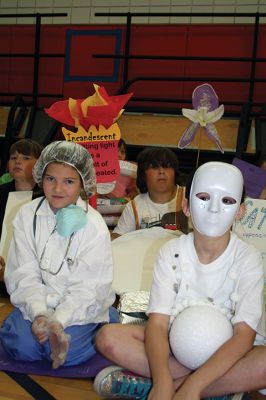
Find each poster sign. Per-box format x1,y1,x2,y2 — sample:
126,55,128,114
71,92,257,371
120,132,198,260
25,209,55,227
233,197,266,273
232,157,266,198
44,83,133,195
62,123,121,183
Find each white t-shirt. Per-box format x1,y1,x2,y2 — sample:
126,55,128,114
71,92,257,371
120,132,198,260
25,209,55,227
113,186,183,235
5,197,115,329
147,232,265,344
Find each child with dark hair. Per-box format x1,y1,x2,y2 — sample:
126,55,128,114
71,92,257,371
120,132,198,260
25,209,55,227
0,139,43,295
111,147,187,239
105,138,138,200
97,138,138,229
118,138,127,161
0,139,43,235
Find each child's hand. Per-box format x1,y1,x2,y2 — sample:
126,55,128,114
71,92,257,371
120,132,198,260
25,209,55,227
32,316,49,343
48,321,71,369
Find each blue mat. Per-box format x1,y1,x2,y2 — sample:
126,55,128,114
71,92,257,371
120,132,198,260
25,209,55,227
0,341,112,378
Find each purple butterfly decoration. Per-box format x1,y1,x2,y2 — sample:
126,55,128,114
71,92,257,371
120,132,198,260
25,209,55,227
178,84,224,153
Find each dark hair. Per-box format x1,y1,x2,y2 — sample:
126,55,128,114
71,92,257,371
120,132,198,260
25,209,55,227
184,168,195,201
9,139,43,159
118,138,127,158
257,154,266,167
118,138,126,149
136,147,180,193
185,165,246,204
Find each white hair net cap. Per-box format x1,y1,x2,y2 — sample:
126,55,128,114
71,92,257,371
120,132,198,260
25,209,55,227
33,141,96,197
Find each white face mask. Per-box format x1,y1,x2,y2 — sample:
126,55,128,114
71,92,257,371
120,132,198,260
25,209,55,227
190,162,243,237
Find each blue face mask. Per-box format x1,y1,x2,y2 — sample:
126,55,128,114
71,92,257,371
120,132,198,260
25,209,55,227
56,205,87,237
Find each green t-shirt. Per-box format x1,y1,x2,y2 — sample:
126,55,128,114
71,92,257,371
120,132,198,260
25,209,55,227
0,173,13,185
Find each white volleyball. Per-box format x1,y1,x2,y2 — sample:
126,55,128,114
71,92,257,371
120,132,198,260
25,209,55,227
169,305,233,370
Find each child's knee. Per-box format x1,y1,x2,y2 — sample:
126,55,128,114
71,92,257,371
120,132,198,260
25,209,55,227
95,324,110,349
95,324,119,356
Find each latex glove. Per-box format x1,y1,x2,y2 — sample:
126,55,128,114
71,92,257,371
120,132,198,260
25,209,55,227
48,321,71,369
32,315,49,343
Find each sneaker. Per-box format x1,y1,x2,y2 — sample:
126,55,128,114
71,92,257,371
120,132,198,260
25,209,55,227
93,365,152,399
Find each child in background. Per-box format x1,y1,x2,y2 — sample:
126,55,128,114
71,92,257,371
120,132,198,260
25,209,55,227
118,138,127,162
97,138,138,229
0,141,118,368
111,147,187,239
0,139,43,296
0,138,43,238
105,138,138,200
94,161,265,400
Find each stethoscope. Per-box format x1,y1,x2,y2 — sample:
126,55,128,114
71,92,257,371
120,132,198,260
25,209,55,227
33,197,75,276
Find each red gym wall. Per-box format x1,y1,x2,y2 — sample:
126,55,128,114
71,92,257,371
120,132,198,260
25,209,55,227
0,23,265,109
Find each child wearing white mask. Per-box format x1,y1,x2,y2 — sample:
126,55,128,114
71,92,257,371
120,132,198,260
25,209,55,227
93,161,265,400
0,141,118,369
